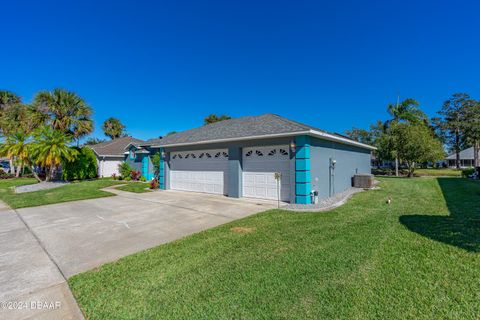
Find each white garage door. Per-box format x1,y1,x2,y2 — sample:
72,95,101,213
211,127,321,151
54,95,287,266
170,149,228,195
242,146,290,201
99,158,123,177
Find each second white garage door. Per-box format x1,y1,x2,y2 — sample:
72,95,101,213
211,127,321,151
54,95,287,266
242,146,291,201
170,149,228,195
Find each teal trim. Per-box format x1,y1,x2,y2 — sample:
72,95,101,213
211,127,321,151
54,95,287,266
159,148,165,189
141,155,148,179
296,195,310,204
295,135,311,204
295,158,310,171
295,183,310,196
295,171,310,183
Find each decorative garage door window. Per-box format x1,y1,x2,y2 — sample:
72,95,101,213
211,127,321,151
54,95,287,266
171,150,228,161
243,147,289,159
242,145,290,201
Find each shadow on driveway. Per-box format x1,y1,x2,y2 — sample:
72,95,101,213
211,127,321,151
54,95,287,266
399,178,480,253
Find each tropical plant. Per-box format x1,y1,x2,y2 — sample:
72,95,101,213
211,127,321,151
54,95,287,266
150,178,159,189
102,117,126,140
33,89,93,144
0,131,32,178
130,170,141,181
150,152,161,177
204,114,231,125
118,162,133,179
385,98,428,175
0,90,21,109
30,126,78,181
62,147,98,181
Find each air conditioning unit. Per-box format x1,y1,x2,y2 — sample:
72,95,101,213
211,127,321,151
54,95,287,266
353,174,374,188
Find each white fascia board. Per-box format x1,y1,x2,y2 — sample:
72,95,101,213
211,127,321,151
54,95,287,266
150,130,376,150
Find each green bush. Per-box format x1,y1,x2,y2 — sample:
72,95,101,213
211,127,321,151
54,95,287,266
140,176,147,182
62,147,98,181
462,168,475,178
118,162,133,179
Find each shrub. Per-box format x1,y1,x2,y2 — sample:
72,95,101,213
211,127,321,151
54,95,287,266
124,176,132,181
150,178,159,189
111,173,117,180
130,170,141,181
462,168,475,178
140,176,147,182
0,170,15,179
62,147,98,181
118,162,133,179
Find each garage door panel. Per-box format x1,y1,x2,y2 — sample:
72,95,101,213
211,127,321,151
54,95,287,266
242,146,290,202
170,149,228,195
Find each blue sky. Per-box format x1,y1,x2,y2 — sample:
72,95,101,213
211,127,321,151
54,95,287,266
1,0,479,140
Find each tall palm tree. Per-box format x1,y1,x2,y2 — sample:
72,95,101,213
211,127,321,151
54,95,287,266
102,117,126,140
30,126,78,181
385,98,427,176
33,89,93,145
0,132,31,178
0,90,21,109
0,91,24,174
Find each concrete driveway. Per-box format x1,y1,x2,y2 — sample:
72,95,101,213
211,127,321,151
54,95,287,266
17,188,276,277
1,188,276,319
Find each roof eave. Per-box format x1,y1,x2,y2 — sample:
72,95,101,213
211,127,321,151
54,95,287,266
149,130,376,150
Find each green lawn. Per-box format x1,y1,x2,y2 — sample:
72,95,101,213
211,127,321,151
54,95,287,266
69,177,480,319
414,168,462,177
0,178,123,209
116,182,152,193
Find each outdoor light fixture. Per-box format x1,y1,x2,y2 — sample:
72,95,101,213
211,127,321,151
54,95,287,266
289,140,296,153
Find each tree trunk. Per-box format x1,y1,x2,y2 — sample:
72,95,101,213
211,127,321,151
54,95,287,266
30,166,42,182
15,162,23,178
9,157,14,174
455,129,461,169
395,157,399,176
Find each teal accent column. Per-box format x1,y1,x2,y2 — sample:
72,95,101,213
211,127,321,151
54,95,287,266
141,155,148,179
295,136,311,204
159,148,165,189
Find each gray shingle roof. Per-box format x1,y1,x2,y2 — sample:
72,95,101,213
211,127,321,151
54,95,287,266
446,147,475,160
88,136,145,157
144,114,349,147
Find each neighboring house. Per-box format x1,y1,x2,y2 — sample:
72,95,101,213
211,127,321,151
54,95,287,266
446,147,476,168
89,137,145,177
128,114,374,204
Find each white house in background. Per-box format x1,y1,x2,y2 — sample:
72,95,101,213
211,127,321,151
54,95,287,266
88,137,145,177
446,147,476,168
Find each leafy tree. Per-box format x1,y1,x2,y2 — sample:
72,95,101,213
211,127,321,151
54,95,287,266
166,131,177,136
0,132,31,178
461,99,480,166
379,123,444,177
0,90,21,109
345,128,373,145
204,114,231,125
62,147,98,180
30,126,78,181
385,98,428,175
33,89,93,144
102,117,126,140
437,93,470,169
83,137,106,145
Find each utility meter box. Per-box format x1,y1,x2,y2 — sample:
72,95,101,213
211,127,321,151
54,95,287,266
353,174,374,188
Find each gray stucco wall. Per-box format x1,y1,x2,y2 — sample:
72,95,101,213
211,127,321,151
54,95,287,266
164,137,295,199
310,138,371,200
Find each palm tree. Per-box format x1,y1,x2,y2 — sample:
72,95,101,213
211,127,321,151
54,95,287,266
385,98,427,176
0,132,31,178
102,117,126,140
33,89,93,145
0,90,21,109
30,126,78,181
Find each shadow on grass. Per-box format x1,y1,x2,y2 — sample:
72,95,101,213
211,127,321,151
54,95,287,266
399,178,480,253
